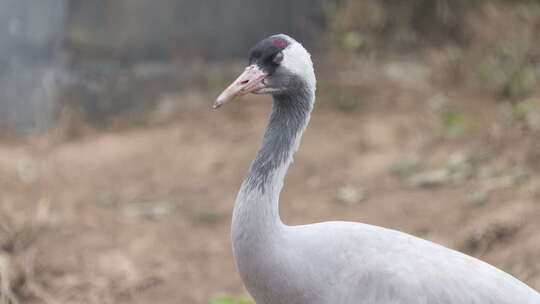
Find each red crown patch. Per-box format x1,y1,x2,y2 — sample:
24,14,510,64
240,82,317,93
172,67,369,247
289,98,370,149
271,38,288,48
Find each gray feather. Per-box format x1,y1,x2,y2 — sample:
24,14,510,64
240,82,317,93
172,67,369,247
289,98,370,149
230,35,540,304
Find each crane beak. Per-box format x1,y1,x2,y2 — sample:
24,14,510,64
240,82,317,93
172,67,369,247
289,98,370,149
213,65,267,109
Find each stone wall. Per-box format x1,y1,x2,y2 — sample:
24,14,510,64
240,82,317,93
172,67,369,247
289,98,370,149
0,0,323,131
0,0,67,131
65,0,323,61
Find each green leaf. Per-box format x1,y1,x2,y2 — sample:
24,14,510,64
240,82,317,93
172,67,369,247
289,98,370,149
512,98,539,121
210,297,236,304
442,108,465,136
209,296,254,304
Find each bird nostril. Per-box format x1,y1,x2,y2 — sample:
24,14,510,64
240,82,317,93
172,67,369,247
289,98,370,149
240,80,249,85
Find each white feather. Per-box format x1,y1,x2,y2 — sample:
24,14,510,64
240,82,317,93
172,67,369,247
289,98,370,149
272,34,316,93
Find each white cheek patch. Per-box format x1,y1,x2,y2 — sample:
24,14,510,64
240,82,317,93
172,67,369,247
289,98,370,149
273,35,316,91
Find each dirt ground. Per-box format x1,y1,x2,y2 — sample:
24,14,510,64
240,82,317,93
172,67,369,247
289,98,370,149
0,62,539,303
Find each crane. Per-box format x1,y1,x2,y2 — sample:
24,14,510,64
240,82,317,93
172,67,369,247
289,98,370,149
213,34,540,304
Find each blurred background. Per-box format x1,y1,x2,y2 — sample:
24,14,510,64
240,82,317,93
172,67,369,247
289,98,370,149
0,0,539,303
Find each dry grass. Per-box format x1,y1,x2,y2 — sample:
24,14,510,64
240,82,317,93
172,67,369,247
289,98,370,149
0,80,538,303
0,203,55,304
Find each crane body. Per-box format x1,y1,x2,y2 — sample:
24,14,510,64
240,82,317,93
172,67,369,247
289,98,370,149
215,34,540,304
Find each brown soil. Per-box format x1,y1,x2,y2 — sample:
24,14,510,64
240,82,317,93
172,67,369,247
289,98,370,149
0,72,539,303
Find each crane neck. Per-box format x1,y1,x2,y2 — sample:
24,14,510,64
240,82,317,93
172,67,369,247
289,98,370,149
232,86,315,239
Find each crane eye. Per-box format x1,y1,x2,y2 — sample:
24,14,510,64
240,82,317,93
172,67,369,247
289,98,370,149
273,52,284,64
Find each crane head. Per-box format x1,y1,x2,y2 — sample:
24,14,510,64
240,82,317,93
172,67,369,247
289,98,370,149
214,34,315,109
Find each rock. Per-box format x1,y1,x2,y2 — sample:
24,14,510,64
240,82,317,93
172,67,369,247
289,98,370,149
389,156,420,176
446,151,471,169
476,166,498,179
512,98,539,121
123,201,171,219
450,169,472,185
428,94,450,113
504,67,537,98
17,161,38,184
525,109,540,131
507,167,529,184
408,169,451,187
384,61,429,89
446,151,476,184
464,191,489,206
96,192,114,205
336,185,365,205
195,212,224,224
